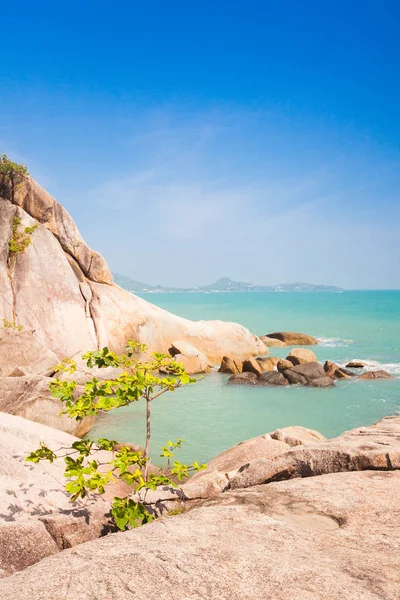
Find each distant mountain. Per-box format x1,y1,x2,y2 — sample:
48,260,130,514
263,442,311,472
113,273,343,293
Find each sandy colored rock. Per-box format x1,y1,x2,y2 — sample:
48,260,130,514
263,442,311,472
0,328,58,377
256,356,277,371
0,413,129,577
169,341,210,361
358,370,394,380
0,376,94,436
270,425,327,446
266,331,318,345
1,471,399,600
218,356,243,374
257,371,288,386
242,357,263,376
230,415,400,489
277,358,293,373
287,347,317,365
259,335,285,347
170,353,211,374
346,361,365,368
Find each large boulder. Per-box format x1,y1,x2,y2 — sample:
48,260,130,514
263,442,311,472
0,376,94,436
0,328,58,377
266,331,318,345
287,347,317,365
0,413,130,578
0,182,265,372
283,362,328,386
1,471,399,600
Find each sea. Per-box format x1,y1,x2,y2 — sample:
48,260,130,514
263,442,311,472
88,291,400,466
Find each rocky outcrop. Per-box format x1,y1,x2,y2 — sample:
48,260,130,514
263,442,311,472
2,470,399,600
0,376,94,436
266,331,318,345
270,425,327,446
324,360,355,379
0,413,129,578
242,358,263,376
0,178,265,375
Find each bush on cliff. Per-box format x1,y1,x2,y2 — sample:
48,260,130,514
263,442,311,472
27,341,206,530
0,154,28,200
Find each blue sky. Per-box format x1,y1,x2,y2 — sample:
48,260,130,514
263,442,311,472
1,0,399,289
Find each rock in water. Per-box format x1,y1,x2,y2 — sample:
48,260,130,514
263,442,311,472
218,356,243,374
287,348,317,365
358,370,394,380
277,358,293,373
227,372,258,385
346,361,366,368
257,371,288,386
242,358,264,376
256,356,278,371
266,332,318,345
259,335,286,347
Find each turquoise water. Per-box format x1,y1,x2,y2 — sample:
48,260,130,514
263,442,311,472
89,291,400,465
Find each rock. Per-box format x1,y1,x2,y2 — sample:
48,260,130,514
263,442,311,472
324,360,353,379
218,356,243,374
230,415,400,490
169,353,211,375
255,356,278,371
169,341,209,361
0,376,94,437
2,470,399,600
259,335,286,347
0,328,58,377
270,426,327,446
346,361,366,368
242,358,263,376
283,362,327,385
1,186,265,372
257,371,288,386
287,347,317,365
308,376,335,387
358,370,394,380
277,358,293,373
266,331,318,345
227,372,258,385
0,413,130,577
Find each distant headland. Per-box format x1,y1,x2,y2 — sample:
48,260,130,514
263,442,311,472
113,274,343,294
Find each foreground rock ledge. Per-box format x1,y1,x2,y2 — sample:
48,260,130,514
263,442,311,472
1,470,399,600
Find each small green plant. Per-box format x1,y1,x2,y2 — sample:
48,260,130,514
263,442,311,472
0,154,29,201
9,216,37,257
2,318,23,332
27,341,206,530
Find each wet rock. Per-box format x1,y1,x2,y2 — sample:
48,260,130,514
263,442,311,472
308,376,335,388
324,360,353,379
346,361,366,368
284,362,327,385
